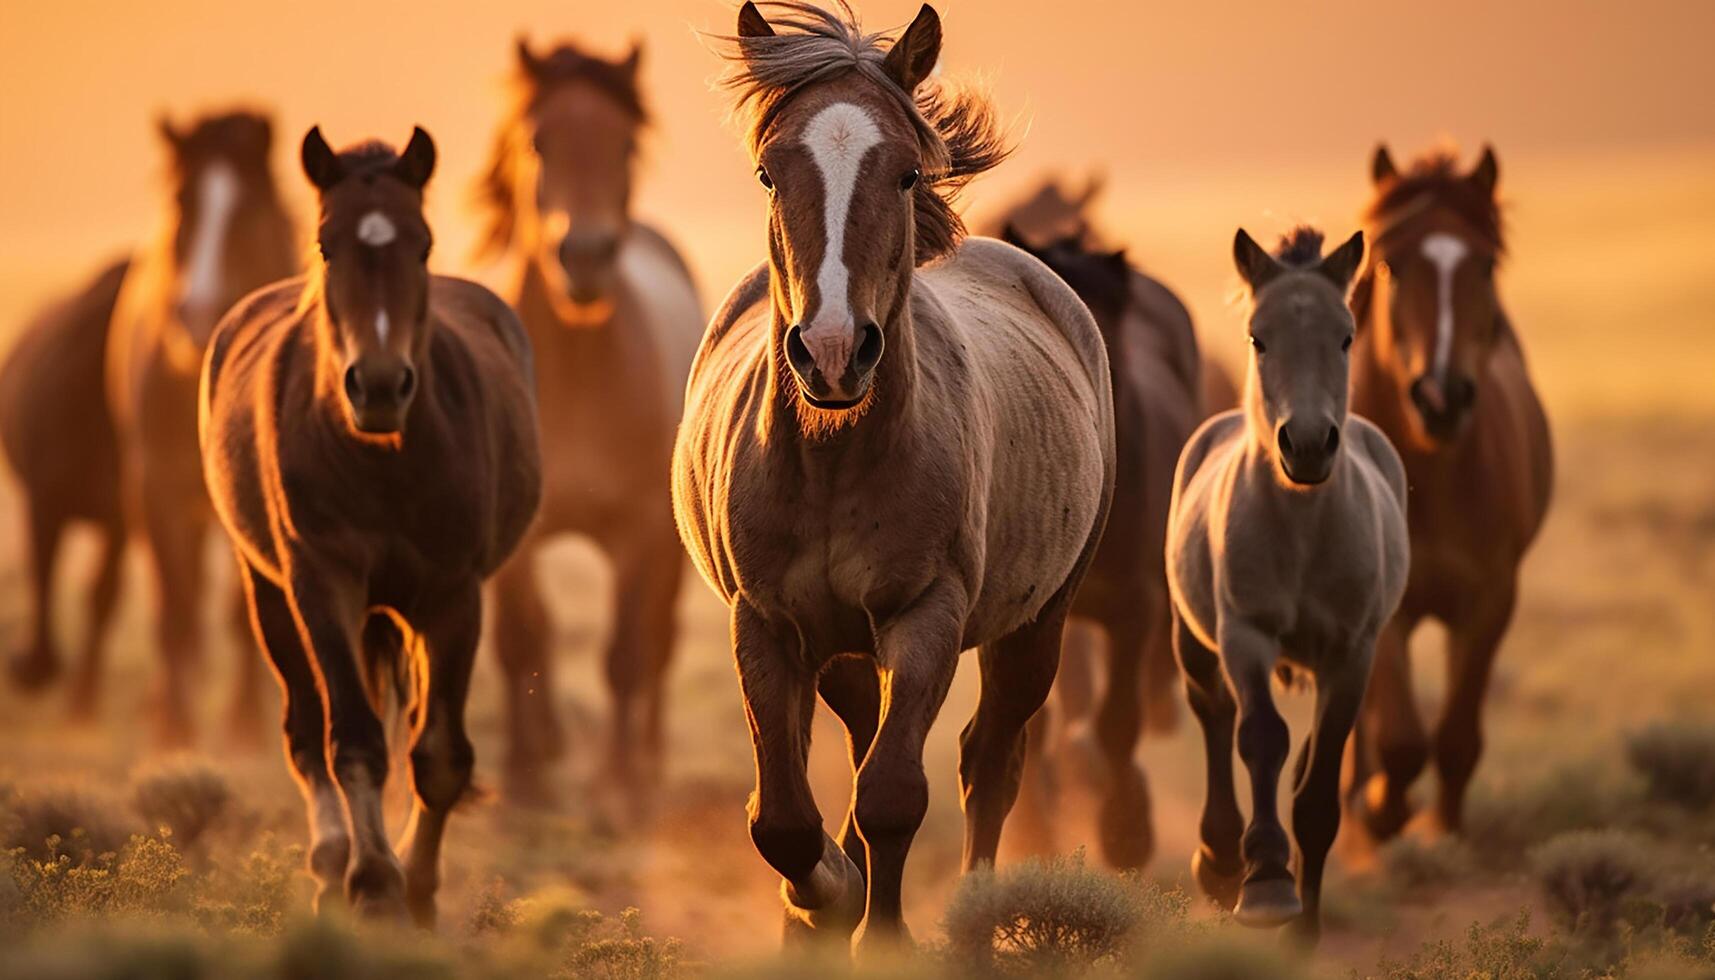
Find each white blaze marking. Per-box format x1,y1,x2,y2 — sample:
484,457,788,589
375,308,390,345
799,102,883,378
178,160,239,312
357,211,396,246
1421,232,1469,381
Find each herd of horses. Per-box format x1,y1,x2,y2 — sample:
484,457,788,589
0,0,1552,954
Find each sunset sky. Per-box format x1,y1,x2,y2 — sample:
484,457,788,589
1,0,1712,409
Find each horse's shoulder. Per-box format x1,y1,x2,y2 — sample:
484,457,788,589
702,263,771,356
205,278,305,388
1175,410,1245,494
430,275,533,374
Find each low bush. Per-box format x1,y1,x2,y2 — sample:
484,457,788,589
0,785,139,862
1627,723,1715,811
131,759,234,848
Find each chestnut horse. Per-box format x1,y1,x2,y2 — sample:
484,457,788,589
998,227,1202,870
474,37,703,805
676,3,1113,952
1344,146,1552,843
104,110,298,742
3,110,295,732
1167,227,1407,945
201,127,541,925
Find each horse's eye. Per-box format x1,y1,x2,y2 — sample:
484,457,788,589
900,168,920,191
1249,335,1265,354
756,167,774,192
1341,334,1353,353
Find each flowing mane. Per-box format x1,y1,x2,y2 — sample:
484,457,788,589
1365,150,1505,251
472,42,648,262
710,0,1010,263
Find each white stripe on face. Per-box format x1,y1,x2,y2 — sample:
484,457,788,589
179,160,239,310
375,308,390,345
357,211,397,247
1421,232,1469,381
798,102,882,378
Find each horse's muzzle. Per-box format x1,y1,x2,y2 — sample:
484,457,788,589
1410,373,1476,444
784,322,883,409
342,357,417,435
1276,419,1341,486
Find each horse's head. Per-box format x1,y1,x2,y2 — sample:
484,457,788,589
159,109,294,345
485,38,646,318
1003,225,1128,339
728,2,969,413
301,126,436,437
1234,226,1366,487
1361,145,1504,448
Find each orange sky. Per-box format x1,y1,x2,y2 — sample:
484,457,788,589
1,0,1712,396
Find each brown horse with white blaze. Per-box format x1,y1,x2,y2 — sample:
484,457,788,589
474,37,703,806
1344,145,1553,843
200,127,541,925
676,2,1113,953
109,110,298,741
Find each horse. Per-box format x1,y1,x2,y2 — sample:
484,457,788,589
996,227,1203,870
473,36,703,807
96,109,297,743
1,258,130,708
1166,226,1408,945
201,126,541,925
1343,146,1553,843
674,2,1113,952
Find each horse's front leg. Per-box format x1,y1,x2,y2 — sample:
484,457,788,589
1219,618,1300,927
853,583,964,955
732,603,863,946
400,580,482,929
1287,645,1372,948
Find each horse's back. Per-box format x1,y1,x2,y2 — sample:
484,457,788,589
623,221,705,411
0,258,130,515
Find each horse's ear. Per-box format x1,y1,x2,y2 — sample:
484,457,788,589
1470,144,1499,197
1075,172,1106,209
516,35,545,79
156,113,184,153
1233,228,1281,293
737,2,775,39
883,5,941,93
1371,144,1397,186
622,39,643,77
1104,249,1129,276
1318,230,1367,293
393,126,437,190
1000,222,1031,251
300,126,344,192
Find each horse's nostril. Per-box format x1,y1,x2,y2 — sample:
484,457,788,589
1324,425,1341,454
343,365,365,405
784,325,814,377
1277,425,1295,457
396,366,416,400
853,323,884,374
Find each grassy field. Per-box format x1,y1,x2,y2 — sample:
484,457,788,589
1,144,1713,977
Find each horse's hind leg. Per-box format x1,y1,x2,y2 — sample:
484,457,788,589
490,541,562,804
1093,604,1154,869
1175,609,1243,909
67,516,125,719
959,603,1062,872
7,498,67,691
855,588,962,952
223,577,266,748
1287,657,1370,948
601,528,680,820
818,656,880,876
1011,618,1099,859
1346,616,1425,844
236,558,348,913
141,492,208,747
1140,596,1182,736
401,582,482,930
1433,589,1516,836
733,604,863,947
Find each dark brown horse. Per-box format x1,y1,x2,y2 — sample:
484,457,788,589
998,227,1203,870
1344,146,1553,843
474,37,703,806
200,127,541,925
3,110,297,735
676,2,1112,953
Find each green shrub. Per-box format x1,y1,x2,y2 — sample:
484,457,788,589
1372,910,1565,980
942,851,1172,975
1627,724,1715,811
131,759,233,848
5,832,191,925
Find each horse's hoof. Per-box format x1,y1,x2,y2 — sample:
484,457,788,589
8,648,60,692
1098,767,1154,870
782,841,865,946
1234,877,1302,928
1191,847,1243,911
852,918,916,962
309,836,351,913
1351,779,1414,842
347,855,408,924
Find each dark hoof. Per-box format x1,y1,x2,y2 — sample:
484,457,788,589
348,855,408,924
309,837,351,914
1191,846,1243,911
1098,766,1154,870
405,876,438,931
8,648,61,692
782,842,865,947
1235,877,1302,928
